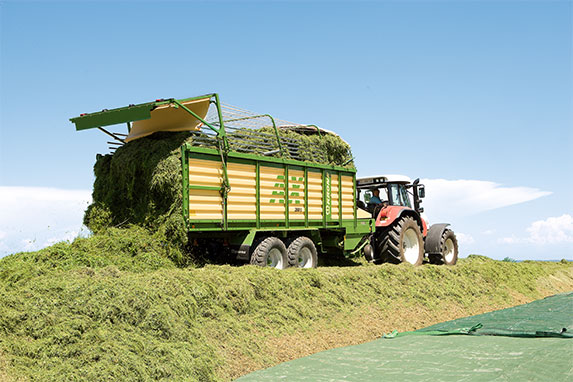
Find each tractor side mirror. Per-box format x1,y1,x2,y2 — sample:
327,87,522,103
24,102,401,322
418,185,425,198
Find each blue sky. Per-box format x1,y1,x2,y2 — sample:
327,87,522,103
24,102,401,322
1,0,571,259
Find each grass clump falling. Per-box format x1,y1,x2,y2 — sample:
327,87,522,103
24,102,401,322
83,132,192,247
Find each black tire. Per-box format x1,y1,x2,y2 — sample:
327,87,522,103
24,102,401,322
377,216,424,266
250,237,288,269
429,229,458,265
363,243,374,262
287,237,318,268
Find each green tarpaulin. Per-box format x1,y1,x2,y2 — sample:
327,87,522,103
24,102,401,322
238,292,573,381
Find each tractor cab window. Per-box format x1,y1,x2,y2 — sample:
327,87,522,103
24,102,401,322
388,184,411,208
357,187,389,211
399,185,412,208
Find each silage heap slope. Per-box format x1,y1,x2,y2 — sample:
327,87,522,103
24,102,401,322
238,292,573,382
0,246,572,382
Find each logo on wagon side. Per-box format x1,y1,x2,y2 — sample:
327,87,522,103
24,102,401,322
269,175,305,211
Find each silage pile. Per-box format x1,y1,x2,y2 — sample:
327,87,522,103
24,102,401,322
84,132,191,250
229,127,354,166
1,251,571,381
84,128,353,250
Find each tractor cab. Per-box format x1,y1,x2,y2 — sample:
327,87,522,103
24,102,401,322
356,175,425,215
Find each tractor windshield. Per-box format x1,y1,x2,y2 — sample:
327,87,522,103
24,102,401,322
388,184,412,208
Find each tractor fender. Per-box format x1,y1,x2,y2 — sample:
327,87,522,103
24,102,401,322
375,206,427,236
425,224,450,254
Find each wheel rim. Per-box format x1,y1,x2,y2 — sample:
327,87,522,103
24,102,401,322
444,238,455,263
298,247,313,268
402,227,420,264
267,248,283,268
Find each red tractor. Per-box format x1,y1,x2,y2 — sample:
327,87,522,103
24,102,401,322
356,175,458,266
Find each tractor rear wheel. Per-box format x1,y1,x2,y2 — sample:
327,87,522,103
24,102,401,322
287,237,318,268
429,229,458,265
377,216,424,266
250,237,288,269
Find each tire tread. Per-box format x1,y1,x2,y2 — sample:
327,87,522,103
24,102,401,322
250,237,287,269
287,237,318,268
375,216,424,265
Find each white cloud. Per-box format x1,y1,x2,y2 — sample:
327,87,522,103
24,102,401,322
421,178,551,221
0,187,91,256
527,214,573,244
498,235,520,244
44,230,79,247
499,214,573,245
0,187,90,203
456,232,475,245
482,229,494,235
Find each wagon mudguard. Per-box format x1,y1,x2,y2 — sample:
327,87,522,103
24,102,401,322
424,223,450,254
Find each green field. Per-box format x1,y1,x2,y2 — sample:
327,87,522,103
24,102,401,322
1,227,571,381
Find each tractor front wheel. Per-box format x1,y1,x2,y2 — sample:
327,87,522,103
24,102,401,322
378,216,424,266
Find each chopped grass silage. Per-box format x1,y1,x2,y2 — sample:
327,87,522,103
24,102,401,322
0,226,178,286
83,132,191,245
83,129,353,251
1,241,571,381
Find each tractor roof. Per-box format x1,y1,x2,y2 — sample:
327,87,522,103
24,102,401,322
356,174,412,188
